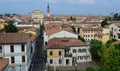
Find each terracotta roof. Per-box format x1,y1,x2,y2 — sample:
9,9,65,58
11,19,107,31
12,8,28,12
44,17,62,21
0,59,9,71
63,28,75,34
45,23,61,30
112,41,120,45
0,33,31,44
17,27,38,32
81,27,102,31
45,26,61,35
95,31,103,36
45,26,76,35
114,23,120,26
46,38,87,49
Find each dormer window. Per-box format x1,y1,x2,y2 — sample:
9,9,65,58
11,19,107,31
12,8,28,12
61,40,69,42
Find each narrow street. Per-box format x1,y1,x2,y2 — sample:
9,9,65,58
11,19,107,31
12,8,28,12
29,25,46,71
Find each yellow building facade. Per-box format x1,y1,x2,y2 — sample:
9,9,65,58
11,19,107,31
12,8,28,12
95,28,109,44
47,49,64,58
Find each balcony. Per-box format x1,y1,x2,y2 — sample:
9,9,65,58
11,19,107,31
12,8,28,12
64,54,72,57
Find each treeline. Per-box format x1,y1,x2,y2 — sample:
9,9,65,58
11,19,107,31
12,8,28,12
109,13,120,21
101,13,120,27
0,13,19,18
89,39,120,71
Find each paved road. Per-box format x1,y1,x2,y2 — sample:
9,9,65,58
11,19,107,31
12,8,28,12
29,25,46,71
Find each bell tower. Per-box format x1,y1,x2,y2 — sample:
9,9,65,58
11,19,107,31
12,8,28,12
47,4,50,17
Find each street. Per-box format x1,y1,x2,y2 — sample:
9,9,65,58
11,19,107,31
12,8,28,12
29,25,46,71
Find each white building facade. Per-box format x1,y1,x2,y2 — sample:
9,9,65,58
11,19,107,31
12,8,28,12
44,30,78,46
0,33,35,71
109,23,120,40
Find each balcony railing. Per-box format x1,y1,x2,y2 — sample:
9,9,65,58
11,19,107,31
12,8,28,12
64,54,72,57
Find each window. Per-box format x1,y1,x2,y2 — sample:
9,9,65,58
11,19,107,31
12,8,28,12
0,46,2,53
80,56,83,60
21,44,25,52
50,51,53,56
66,59,69,65
88,35,90,37
22,56,25,62
73,49,76,53
91,35,93,37
84,56,87,59
45,41,48,45
78,49,82,53
11,57,15,63
0,57,2,59
59,59,62,64
83,35,85,37
114,35,116,38
50,59,53,64
82,49,86,52
59,51,61,56
10,45,14,52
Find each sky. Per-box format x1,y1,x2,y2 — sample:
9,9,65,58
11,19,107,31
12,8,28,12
0,0,120,15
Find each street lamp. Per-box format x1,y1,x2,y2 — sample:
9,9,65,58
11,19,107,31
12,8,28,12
75,63,77,71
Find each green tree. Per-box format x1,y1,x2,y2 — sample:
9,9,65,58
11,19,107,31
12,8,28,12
97,66,113,71
71,26,76,33
90,40,102,61
77,28,80,33
78,35,85,42
4,20,18,33
101,18,108,27
106,39,117,44
114,44,120,50
99,44,120,71
86,67,96,71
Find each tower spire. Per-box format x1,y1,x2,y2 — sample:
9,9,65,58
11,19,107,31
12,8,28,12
47,4,50,17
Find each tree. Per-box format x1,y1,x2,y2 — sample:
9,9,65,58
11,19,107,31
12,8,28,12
71,26,76,33
90,40,102,61
86,67,96,71
77,28,80,33
78,35,85,42
101,18,108,27
4,20,18,33
99,44,120,71
106,39,117,44
97,66,113,71
114,44,120,50
67,16,76,21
